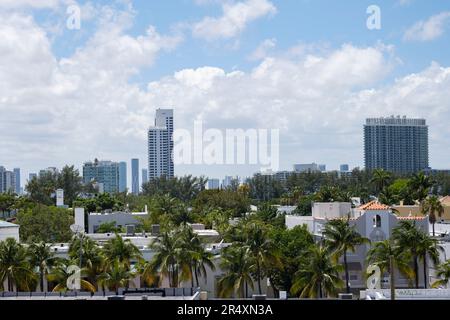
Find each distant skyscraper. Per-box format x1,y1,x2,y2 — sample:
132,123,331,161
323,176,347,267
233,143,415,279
148,109,174,180
83,160,121,194
119,162,127,193
207,179,220,190
364,116,429,174
340,164,349,172
142,169,148,186
318,164,327,172
294,163,320,173
29,173,37,181
131,159,139,195
39,167,58,177
0,166,16,194
13,168,20,194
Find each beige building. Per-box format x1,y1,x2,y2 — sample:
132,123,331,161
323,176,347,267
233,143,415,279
393,196,450,222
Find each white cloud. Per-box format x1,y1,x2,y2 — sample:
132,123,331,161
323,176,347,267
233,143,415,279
249,38,276,60
1,4,450,176
404,11,450,42
192,0,277,41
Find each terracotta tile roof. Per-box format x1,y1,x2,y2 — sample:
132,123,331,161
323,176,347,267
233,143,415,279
358,201,391,211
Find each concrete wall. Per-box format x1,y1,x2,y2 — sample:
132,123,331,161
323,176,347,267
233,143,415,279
0,227,20,242
312,202,352,219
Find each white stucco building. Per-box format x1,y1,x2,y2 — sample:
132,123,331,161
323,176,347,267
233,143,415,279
0,221,20,242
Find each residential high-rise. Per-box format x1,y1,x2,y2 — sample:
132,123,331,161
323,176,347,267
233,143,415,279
294,163,320,173
148,109,174,180
118,162,127,193
142,169,148,186
28,173,37,181
131,159,139,195
0,166,16,194
364,116,429,174
83,160,121,194
13,168,20,195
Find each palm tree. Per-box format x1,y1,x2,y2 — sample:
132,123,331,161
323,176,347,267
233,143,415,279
417,234,441,288
0,238,35,292
102,234,142,268
367,240,414,300
147,231,185,288
27,242,58,292
408,172,433,204
323,219,369,293
291,245,343,298
378,187,399,206
432,261,450,288
371,169,392,194
47,260,95,293
392,221,424,288
217,246,254,298
244,222,280,294
98,259,135,295
422,196,444,236
69,236,105,288
178,225,216,288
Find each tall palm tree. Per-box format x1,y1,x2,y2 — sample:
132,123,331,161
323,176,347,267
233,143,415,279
47,260,95,293
98,259,135,295
417,233,441,288
217,246,254,298
27,242,58,292
102,234,142,268
392,221,424,288
323,219,369,293
422,196,444,236
432,261,450,288
291,245,343,298
178,225,216,288
244,222,280,294
0,238,35,292
371,169,392,194
409,172,434,202
367,240,414,300
69,236,105,288
147,231,185,288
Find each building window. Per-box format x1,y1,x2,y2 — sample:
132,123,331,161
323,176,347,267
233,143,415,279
373,215,381,228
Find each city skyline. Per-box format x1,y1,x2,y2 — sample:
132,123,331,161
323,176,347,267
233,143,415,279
1,1,450,183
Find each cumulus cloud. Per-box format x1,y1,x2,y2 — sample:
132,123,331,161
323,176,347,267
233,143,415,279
1,4,450,176
404,11,450,42
192,0,277,41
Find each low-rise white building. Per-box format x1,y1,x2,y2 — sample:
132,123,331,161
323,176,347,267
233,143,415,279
0,221,20,242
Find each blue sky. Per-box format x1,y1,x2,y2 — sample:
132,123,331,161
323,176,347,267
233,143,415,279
1,0,450,188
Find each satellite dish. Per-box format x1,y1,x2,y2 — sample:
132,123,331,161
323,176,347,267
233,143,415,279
70,224,83,234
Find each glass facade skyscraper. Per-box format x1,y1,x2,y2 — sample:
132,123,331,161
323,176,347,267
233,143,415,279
119,162,127,193
83,160,123,194
148,109,174,180
364,116,429,174
131,158,139,195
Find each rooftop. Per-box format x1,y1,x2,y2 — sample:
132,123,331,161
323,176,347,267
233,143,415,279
0,221,19,228
358,201,391,211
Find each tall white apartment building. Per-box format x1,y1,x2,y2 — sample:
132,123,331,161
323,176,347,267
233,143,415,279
148,109,174,180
